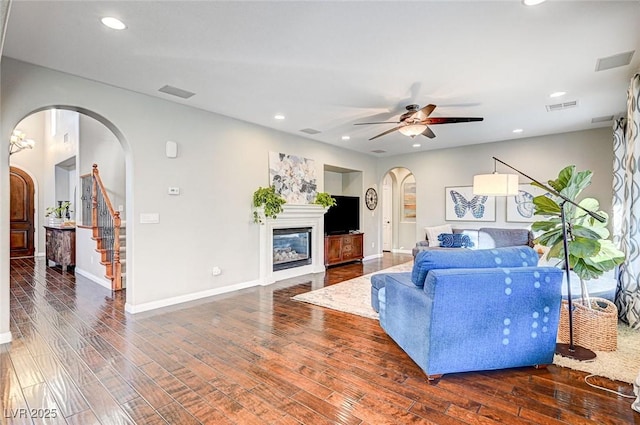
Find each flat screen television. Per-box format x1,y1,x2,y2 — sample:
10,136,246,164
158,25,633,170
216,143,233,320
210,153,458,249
324,195,360,235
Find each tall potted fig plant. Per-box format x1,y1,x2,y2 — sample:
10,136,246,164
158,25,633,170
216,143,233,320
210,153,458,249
531,165,625,303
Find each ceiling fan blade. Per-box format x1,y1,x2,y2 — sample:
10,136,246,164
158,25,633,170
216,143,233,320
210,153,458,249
415,104,437,120
369,125,405,141
421,126,436,139
423,117,484,125
354,121,401,125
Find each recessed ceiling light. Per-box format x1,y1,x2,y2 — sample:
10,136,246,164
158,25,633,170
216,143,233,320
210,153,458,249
412,143,421,148
549,91,566,98
341,136,350,141
274,114,285,120
101,17,127,30
522,0,546,6
513,129,524,133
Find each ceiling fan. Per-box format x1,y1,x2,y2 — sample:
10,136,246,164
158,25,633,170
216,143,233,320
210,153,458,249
355,104,484,140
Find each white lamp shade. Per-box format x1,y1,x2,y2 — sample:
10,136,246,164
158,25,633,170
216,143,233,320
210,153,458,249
399,124,427,137
473,173,519,196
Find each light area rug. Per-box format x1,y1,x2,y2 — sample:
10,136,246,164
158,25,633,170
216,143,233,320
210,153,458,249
292,262,640,384
553,325,640,384
292,261,412,320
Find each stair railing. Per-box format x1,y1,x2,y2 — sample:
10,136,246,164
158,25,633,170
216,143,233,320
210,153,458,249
80,164,122,290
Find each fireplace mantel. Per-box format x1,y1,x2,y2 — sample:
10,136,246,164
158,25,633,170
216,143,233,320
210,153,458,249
259,204,327,285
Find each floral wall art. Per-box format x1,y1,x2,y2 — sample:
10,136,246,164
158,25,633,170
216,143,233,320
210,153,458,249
269,152,318,204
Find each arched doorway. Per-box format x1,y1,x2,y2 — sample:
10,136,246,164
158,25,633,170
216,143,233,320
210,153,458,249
381,167,416,254
9,166,35,258
8,107,128,291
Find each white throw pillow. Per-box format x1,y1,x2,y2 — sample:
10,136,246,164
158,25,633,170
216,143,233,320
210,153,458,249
424,224,453,247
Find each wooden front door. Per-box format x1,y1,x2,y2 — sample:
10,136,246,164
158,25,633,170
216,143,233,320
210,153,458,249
10,166,35,258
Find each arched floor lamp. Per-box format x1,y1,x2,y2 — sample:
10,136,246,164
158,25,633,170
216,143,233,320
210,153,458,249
473,156,603,361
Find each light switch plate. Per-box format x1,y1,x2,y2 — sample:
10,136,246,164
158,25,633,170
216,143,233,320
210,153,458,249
140,213,159,224
168,187,180,195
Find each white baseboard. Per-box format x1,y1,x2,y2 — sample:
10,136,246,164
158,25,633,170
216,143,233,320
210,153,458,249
35,252,45,257
363,253,383,262
0,331,12,344
124,279,262,314
74,267,112,290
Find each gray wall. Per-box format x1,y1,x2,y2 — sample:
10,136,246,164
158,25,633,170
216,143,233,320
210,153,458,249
79,114,126,218
376,128,614,242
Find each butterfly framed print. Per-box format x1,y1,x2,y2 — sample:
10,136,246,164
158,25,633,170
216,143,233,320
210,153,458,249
445,186,496,222
506,184,549,222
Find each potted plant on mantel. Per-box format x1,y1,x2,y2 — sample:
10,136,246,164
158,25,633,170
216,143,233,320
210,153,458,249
313,192,337,208
531,165,625,351
45,201,72,227
252,186,286,224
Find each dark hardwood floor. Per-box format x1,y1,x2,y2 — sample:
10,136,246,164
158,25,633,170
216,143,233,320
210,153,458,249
2,254,638,424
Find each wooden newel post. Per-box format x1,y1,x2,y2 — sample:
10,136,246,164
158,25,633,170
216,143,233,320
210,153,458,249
91,164,99,238
113,211,122,291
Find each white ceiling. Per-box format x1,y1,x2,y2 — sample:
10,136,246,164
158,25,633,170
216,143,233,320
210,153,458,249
3,1,640,156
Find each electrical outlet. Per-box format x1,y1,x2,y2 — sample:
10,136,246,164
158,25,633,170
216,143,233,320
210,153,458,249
212,266,222,276
371,242,375,248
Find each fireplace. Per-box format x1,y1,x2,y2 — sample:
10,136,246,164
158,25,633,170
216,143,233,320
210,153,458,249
259,204,326,285
273,227,312,271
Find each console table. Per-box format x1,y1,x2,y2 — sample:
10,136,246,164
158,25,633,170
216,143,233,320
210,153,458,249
44,225,76,271
324,233,363,266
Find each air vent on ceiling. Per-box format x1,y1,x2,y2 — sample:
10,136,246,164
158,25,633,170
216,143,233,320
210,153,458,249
545,100,578,112
371,149,386,154
591,115,614,123
300,128,321,135
595,51,635,72
158,85,196,99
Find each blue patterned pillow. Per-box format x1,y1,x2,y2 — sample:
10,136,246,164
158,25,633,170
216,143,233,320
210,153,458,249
438,233,473,248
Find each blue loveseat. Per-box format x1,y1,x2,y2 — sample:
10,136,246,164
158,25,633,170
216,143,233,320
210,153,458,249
372,246,563,381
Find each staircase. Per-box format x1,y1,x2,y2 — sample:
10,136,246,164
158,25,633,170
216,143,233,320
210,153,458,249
80,164,124,291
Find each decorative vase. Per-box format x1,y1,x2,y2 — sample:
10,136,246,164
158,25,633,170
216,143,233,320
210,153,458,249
48,217,64,227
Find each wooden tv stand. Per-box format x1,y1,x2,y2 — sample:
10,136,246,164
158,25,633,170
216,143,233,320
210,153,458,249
324,233,364,266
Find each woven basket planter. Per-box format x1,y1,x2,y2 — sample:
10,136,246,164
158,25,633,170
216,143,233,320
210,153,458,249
557,297,618,352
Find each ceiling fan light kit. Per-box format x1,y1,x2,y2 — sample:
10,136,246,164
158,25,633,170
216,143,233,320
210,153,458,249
398,124,427,137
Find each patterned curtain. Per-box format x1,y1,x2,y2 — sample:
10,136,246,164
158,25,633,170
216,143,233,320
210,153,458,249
612,72,640,329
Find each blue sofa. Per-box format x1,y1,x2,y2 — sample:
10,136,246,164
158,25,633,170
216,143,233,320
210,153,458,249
373,246,564,380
